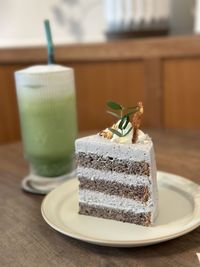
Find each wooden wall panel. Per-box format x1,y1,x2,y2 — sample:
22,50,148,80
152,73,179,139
0,61,144,144
69,61,145,131
0,65,25,144
163,58,200,129
144,58,163,128
1,36,200,143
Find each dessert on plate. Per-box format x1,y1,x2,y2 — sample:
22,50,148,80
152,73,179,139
75,101,158,226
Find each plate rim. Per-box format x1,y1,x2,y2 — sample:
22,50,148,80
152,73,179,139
41,171,200,247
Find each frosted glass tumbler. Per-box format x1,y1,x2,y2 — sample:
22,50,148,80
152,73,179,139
14,65,77,194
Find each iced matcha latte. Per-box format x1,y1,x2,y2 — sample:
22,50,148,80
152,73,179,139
15,65,77,178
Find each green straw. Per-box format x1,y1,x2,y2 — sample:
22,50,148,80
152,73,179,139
44,19,55,64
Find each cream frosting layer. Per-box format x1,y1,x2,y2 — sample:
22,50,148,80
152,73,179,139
77,166,151,186
79,189,155,216
75,135,153,162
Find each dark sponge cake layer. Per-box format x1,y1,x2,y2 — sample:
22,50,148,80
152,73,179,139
79,177,150,202
79,203,151,226
76,152,150,176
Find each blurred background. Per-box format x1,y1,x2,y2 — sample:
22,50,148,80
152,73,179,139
0,0,200,144
0,0,197,45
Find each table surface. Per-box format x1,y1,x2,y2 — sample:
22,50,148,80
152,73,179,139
1,129,200,267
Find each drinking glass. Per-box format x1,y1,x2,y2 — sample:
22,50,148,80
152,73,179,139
14,64,77,194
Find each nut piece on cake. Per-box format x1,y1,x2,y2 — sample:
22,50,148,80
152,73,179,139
75,101,158,226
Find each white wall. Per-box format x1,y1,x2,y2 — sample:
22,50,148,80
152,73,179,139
0,0,196,48
0,0,105,47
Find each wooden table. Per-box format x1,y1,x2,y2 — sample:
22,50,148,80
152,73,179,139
1,129,200,267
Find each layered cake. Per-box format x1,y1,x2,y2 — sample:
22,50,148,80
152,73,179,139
75,101,158,226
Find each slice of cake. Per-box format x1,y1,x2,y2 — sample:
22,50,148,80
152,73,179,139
75,101,158,226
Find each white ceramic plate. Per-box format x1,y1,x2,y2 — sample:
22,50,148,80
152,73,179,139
41,171,200,247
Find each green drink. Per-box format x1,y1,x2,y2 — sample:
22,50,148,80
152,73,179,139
15,65,77,192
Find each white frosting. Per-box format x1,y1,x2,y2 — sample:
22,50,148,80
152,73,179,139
79,189,155,215
111,120,150,145
137,130,150,143
150,146,159,220
75,134,153,162
77,167,151,186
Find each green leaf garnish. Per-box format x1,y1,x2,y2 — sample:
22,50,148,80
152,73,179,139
122,116,130,129
105,100,142,139
124,126,133,136
106,111,121,119
107,101,123,110
119,116,129,130
108,128,123,137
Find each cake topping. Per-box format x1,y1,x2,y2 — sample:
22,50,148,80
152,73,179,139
99,124,117,139
99,101,146,144
132,102,144,143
